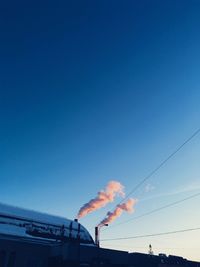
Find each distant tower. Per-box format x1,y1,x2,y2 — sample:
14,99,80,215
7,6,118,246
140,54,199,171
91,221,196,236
149,244,154,255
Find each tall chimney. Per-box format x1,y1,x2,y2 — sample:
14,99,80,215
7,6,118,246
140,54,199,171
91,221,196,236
95,226,99,247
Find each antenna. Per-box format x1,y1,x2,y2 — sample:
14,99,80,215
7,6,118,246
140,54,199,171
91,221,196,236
149,244,154,255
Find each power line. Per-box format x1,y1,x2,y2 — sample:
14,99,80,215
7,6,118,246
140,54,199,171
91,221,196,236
90,128,200,231
118,127,200,204
101,227,200,241
103,192,200,230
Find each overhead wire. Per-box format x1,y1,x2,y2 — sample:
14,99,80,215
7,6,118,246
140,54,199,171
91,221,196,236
89,127,200,232
102,191,200,230
101,227,200,241
117,127,200,205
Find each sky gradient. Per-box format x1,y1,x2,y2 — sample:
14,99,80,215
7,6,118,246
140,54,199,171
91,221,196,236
0,0,200,261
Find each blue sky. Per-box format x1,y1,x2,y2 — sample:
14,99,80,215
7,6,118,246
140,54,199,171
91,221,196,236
0,0,200,261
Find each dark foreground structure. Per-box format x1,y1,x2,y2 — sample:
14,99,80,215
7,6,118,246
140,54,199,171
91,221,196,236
0,203,199,267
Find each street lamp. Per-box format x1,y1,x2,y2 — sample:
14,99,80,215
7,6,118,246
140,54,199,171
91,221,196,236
95,224,108,247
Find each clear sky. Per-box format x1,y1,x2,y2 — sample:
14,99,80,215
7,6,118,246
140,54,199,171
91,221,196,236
0,0,200,262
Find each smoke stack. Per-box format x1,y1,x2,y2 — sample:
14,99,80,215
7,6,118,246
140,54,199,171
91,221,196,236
74,218,78,222
95,226,99,247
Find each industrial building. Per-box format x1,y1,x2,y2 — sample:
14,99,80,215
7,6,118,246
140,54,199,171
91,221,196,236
0,203,199,267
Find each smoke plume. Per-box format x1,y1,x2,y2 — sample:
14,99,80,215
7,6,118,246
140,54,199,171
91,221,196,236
98,198,137,226
77,181,125,219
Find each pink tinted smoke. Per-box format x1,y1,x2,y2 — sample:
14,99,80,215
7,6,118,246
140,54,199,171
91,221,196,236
98,198,137,226
77,181,125,219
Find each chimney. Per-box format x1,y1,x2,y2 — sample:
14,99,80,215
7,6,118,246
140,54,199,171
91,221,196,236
74,219,78,222
95,226,99,247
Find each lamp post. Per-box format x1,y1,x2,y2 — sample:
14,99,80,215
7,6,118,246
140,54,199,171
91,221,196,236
95,224,108,247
